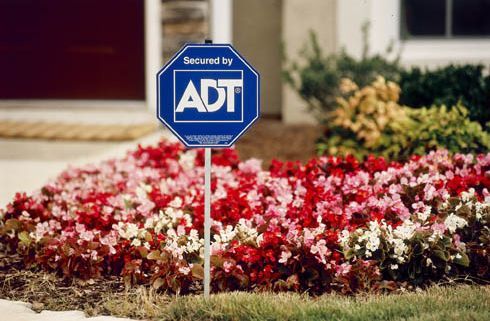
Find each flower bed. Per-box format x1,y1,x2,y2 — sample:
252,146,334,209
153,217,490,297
1,140,489,294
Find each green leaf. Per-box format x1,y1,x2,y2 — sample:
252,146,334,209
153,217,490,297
433,250,449,262
4,219,21,232
147,250,161,260
453,252,470,267
191,264,204,280
18,231,31,246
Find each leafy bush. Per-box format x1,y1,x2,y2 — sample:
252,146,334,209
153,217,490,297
399,65,490,125
317,77,490,160
402,105,490,156
285,26,490,127
283,23,401,119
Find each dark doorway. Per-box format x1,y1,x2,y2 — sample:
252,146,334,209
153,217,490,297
0,0,145,100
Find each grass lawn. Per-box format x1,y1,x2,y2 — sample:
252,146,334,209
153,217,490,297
107,285,489,321
1,258,488,321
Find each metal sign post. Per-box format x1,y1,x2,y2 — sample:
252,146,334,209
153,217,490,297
203,38,213,298
203,147,211,297
156,38,260,298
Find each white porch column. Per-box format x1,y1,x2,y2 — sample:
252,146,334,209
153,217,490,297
210,0,233,43
282,0,337,124
145,0,162,111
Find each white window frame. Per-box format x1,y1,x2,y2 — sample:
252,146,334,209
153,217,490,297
337,0,490,68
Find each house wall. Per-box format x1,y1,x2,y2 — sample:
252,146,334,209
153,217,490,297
281,0,337,124
233,0,282,116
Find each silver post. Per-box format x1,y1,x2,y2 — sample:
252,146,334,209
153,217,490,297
203,147,211,297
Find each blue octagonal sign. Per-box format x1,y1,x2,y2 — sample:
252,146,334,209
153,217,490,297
157,44,260,148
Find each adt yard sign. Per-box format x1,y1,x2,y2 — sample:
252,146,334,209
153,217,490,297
157,43,260,147
156,42,259,298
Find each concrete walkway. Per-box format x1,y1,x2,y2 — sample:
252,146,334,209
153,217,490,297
0,300,134,321
0,131,174,208
0,108,174,320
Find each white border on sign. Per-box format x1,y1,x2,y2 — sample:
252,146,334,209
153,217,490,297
173,70,244,123
156,44,260,148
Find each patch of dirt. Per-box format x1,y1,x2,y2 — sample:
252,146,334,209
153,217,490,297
0,254,173,319
0,252,129,317
235,119,323,167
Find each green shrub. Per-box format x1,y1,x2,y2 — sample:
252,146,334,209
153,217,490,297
283,23,401,120
284,26,490,127
317,78,490,160
402,105,490,156
399,65,490,125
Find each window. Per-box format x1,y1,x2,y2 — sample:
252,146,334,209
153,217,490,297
401,0,490,39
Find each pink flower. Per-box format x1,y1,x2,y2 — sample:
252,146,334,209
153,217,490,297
238,158,262,174
432,223,447,234
335,263,352,276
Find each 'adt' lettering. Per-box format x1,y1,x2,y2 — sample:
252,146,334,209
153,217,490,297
176,78,243,113
174,70,244,123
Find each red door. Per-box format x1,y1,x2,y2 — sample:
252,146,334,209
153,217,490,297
0,0,145,100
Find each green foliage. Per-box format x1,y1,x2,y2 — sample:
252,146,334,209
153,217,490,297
402,105,490,156
317,78,490,160
399,64,490,125
283,22,401,119
285,26,490,127
375,104,490,160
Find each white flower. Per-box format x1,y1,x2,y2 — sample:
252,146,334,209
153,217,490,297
278,250,292,264
444,214,468,233
135,183,151,200
185,229,203,253
236,219,258,242
475,202,489,221
310,239,330,264
214,225,236,244
426,258,433,267
168,196,183,208
390,264,398,270
178,266,191,275
79,230,95,242
393,239,408,258
115,222,140,239
179,150,196,170
365,235,380,252
461,188,475,203
338,230,350,249
393,220,416,240
417,206,432,222
256,233,264,246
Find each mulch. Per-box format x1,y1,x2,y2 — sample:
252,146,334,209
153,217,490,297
0,251,125,316
235,119,323,167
